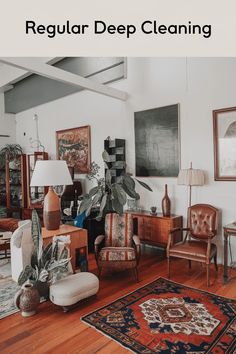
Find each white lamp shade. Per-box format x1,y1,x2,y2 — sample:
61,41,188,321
30,160,73,187
177,168,204,186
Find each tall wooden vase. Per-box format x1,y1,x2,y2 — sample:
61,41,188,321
162,184,171,217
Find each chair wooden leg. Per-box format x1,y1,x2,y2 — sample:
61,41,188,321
167,257,170,278
98,266,102,278
206,264,210,287
133,267,139,282
214,253,218,271
188,260,192,269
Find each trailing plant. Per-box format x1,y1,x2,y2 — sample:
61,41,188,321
18,210,70,287
0,144,23,168
79,152,152,220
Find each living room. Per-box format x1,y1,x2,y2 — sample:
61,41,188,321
0,57,236,353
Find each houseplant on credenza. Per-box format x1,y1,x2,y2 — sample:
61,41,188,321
79,151,152,220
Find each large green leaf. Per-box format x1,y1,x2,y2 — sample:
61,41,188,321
31,210,42,263
18,265,34,286
122,183,140,200
135,178,153,191
112,198,124,215
79,196,93,214
123,175,135,191
52,240,59,260
102,150,111,162
113,184,127,205
88,186,99,197
92,190,102,205
100,193,108,214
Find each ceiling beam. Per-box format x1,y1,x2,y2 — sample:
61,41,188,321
0,57,128,101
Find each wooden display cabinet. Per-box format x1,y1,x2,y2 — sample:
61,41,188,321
5,154,27,218
126,211,183,248
0,167,6,214
26,151,48,209
21,151,48,221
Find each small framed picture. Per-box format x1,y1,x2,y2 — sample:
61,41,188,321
213,107,236,180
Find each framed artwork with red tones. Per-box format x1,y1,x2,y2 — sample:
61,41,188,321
56,125,91,173
213,107,236,180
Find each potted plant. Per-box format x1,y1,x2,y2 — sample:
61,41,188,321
79,151,152,220
18,210,70,298
0,144,23,168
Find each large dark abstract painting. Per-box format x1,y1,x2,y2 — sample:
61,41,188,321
135,104,180,177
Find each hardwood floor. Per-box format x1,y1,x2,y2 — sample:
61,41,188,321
0,249,236,354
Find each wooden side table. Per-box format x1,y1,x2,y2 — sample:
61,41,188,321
42,225,88,273
223,223,236,284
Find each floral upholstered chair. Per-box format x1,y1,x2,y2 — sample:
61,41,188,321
94,213,141,281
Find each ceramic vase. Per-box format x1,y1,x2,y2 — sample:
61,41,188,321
162,184,171,217
14,283,40,317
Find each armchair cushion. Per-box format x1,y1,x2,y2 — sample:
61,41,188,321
99,247,136,261
105,213,133,247
170,241,217,259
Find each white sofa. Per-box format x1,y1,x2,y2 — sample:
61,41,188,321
10,220,34,282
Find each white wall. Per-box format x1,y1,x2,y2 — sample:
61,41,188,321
15,57,236,263
0,93,16,148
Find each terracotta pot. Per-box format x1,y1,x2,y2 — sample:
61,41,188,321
14,283,40,317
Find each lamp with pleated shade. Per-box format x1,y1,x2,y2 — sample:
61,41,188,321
30,160,73,230
177,162,205,207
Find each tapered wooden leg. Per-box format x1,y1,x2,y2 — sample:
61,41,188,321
214,253,218,271
206,264,210,287
133,267,139,282
167,258,170,278
188,260,192,269
98,266,102,278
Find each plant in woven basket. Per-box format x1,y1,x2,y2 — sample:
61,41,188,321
79,151,152,220
0,144,23,168
18,210,70,295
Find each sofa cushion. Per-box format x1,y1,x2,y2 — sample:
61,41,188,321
11,220,31,248
99,246,136,261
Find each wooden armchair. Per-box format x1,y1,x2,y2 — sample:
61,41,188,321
167,204,219,286
94,213,141,281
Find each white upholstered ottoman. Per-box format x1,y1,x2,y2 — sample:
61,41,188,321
49,272,99,311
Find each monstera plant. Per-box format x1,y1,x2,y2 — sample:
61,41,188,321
18,210,70,297
79,151,152,220
0,144,23,168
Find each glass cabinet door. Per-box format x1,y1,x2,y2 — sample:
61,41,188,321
27,152,48,208
6,154,27,217
0,167,6,217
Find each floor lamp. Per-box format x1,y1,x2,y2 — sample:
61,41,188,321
30,160,73,230
177,162,205,207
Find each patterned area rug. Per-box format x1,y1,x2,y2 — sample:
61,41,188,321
0,259,20,319
82,277,236,353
